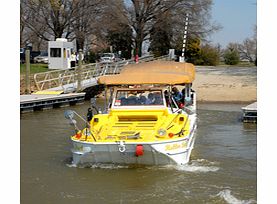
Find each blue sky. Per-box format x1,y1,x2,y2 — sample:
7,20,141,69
209,0,257,48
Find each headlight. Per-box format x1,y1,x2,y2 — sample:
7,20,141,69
157,128,167,137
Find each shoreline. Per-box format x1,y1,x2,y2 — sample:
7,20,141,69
192,67,257,103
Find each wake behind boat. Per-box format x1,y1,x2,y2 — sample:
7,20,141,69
65,61,197,166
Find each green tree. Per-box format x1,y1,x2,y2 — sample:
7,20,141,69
185,37,201,63
195,44,220,66
223,49,240,65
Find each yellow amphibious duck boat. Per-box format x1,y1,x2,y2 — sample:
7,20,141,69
65,61,197,166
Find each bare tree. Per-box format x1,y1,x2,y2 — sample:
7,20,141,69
237,25,257,63
237,38,256,63
20,0,220,54
21,0,76,41
21,0,105,51
103,0,220,56
71,0,103,51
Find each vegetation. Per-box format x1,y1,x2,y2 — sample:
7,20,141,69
21,0,220,58
20,63,48,74
185,38,201,63
223,49,240,65
195,44,220,66
149,13,172,57
174,38,220,66
106,24,133,59
20,1,256,66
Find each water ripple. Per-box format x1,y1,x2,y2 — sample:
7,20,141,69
217,189,256,204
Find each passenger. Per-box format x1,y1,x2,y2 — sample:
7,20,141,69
181,87,194,106
146,93,155,104
87,108,93,122
139,95,147,105
172,87,184,108
172,87,183,103
191,89,195,102
120,97,128,105
153,93,162,105
127,95,138,105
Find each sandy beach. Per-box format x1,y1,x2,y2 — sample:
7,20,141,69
192,66,257,102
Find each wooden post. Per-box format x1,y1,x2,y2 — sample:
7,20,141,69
25,49,31,94
77,49,83,92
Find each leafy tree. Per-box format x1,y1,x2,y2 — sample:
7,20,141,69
195,44,220,66
223,49,240,65
185,37,201,63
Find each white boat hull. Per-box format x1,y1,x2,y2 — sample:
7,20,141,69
71,118,197,166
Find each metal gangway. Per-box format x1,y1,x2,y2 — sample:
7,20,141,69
33,55,169,93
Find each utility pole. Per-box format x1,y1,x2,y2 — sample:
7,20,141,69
179,13,189,63
77,49,83,92
25,49,31,94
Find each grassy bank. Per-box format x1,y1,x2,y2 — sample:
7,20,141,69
20,63,49,74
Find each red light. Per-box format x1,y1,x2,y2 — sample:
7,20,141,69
75,132,82,139
168,133,174,138
136,145,144,156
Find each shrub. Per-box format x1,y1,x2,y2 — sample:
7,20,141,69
223,50,240,65
196,44,220,66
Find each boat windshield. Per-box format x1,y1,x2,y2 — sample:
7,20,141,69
114,90,164,106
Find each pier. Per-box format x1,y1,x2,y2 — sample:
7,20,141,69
20,55,169,113
20,92,85,113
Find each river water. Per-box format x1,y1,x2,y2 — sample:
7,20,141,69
21,101,256,204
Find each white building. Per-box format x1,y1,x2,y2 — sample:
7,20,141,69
48,38,74,70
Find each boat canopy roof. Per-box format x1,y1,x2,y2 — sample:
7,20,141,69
98,61,195,85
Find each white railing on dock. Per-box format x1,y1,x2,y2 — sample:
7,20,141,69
34,55,169,92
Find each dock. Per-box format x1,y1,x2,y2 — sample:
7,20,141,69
20,92,86,113
242,102,257,123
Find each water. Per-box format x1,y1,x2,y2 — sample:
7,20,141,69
20,101,256,203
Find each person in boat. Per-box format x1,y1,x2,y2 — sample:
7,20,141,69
181,87,194,106
152,92,163,105
87,108,93,122
146,93,155,104
172,87,184,108
164,90,171,107
139,95,147,105
126,92,139,105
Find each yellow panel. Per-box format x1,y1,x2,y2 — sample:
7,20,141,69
70,109,191,143
33,90,64,95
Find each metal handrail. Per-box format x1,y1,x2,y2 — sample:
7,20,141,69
33,54,169,92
